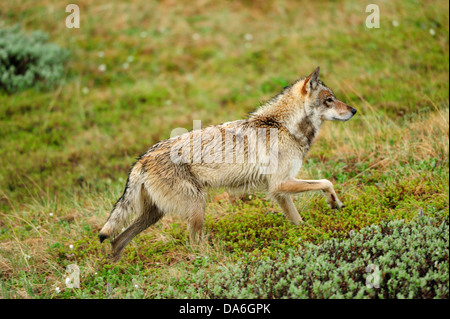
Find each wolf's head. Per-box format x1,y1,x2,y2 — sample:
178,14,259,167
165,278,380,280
296,67,357,122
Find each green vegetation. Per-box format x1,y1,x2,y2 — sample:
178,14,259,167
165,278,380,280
0,0,448,299
0,25,69,93
160,217,449,299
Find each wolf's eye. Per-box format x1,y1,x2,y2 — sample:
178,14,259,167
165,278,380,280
325,97,334,103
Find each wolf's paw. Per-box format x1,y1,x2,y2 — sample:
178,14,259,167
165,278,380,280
328,198,344,210
109,250,123,263
335,200,345,210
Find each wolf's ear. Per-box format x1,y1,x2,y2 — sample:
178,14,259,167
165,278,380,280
301,66,320,95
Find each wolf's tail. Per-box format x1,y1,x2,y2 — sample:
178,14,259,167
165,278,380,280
99,173,147,243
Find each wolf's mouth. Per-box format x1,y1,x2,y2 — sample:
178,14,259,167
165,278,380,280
332,116,351,121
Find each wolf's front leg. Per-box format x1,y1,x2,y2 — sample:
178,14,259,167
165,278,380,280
275,179,344,210
272,193,304,225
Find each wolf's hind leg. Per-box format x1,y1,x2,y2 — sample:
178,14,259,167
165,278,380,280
110,205,163,262
186,201,206,245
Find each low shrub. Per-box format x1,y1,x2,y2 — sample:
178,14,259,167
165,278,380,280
160,216,449,299
0,25,70,93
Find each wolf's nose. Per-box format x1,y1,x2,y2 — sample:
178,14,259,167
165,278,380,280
350,108,357,115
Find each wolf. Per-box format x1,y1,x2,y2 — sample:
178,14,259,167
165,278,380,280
99,67,357,262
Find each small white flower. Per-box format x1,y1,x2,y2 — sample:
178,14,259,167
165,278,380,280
134,284,139,289
392,20,399,27
127,55,134,63
429,28,436,36
244,33,253,41
24,254,31,260
69,244,74,250
82,87,89,95
122,62,129,70
55,287,61,293
140,31,147,38
192,33,200,41
98,64,106,72
97,51,105,58
49,213,54,217
36,226,41,229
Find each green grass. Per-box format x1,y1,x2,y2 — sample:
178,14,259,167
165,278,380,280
0,0,448,299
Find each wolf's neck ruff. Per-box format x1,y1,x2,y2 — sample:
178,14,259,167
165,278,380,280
250,79,322,155
293,114,321,155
